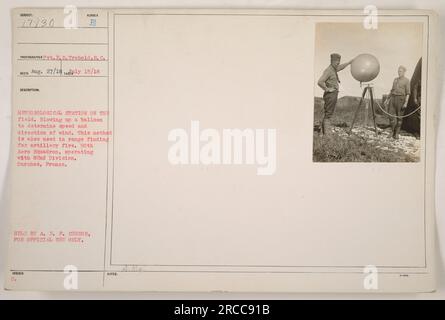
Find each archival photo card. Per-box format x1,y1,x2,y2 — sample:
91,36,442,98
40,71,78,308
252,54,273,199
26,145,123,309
5,9,438,293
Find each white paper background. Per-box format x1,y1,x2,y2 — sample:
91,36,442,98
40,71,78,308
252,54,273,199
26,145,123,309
0,0,444,299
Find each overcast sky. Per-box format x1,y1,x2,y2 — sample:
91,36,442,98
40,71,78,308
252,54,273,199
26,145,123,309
314,22,423,99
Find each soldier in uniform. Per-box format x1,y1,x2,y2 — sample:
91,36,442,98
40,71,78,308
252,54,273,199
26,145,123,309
317,53,353,135
387,66,410,139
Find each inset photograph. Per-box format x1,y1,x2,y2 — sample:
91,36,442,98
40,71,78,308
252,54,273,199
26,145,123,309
313,23,423,162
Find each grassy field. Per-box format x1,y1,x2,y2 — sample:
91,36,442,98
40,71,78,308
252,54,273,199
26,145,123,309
313,96,418,162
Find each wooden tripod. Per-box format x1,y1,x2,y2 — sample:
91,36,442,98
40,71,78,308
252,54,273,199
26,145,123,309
348,84,378,135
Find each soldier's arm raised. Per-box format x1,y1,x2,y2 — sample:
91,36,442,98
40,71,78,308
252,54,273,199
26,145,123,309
337,59,353,71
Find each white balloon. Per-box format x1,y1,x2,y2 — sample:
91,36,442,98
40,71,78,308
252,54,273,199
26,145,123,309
351,54,380,82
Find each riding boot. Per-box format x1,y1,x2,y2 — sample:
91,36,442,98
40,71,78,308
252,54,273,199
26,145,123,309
390,122,396,139
393,124,401,140
322,118,331,135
